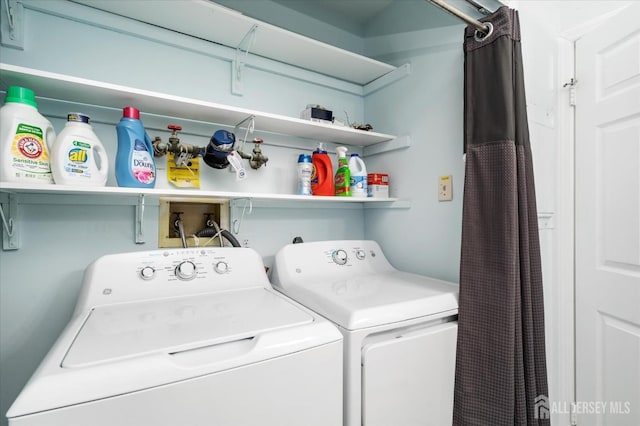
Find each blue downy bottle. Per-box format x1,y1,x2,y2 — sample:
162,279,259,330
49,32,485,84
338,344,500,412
115,106,156,188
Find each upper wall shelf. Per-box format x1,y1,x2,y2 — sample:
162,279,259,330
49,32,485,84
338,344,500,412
0,64,396,146
71,0,397,85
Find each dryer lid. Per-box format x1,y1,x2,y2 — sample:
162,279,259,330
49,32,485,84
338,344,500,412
63,288,313,367
280,271,458,330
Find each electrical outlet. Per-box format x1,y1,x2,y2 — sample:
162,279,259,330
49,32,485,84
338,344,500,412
438,175,453,201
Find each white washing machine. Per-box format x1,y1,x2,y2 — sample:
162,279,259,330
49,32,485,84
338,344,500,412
7,247,343,426
270,240,459,426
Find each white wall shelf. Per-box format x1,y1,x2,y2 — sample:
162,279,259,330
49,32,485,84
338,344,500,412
0,63,396,147
71,0,397,86
0,183,409,250
0,182,405,204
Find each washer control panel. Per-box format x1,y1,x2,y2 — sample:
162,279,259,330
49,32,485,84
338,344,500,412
78,247,270,309
134,249,236,282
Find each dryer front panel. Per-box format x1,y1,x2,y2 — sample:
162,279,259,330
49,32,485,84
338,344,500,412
361,322,458,426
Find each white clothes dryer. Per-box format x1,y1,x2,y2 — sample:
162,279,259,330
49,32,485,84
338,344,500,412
270,240,458,426
7,247,343,426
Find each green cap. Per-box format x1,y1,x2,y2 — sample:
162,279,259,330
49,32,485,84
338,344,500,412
4,86,38,108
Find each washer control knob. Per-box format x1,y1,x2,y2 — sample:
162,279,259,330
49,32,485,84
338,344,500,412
356,249,366,260
214,261,229,274
175,261,197,280
332,249,348,265
139,266,156,280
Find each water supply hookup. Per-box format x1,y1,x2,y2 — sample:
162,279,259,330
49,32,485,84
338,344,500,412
152,124,269,173
237,138,269,169
153,125,202,167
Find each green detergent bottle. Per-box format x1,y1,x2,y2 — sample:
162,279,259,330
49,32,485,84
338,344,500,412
334,146,351,196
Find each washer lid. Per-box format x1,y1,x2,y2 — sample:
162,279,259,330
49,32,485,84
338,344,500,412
279,271,458,330
63,288,313,367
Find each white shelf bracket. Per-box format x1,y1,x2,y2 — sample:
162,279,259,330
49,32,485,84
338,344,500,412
363,134,412,157
1,192,19,250
232,24,258,96
135,194,145,244
234,114,256,132
363,63,411,96
234,114,256,157
230,197,253,234
1,0,24,50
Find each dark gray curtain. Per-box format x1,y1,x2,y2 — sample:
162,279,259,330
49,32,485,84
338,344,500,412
453,7,550,426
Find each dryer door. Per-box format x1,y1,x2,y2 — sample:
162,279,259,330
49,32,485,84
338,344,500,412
361,321,457,426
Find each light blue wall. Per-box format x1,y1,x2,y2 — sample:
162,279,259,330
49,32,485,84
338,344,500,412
0,1,465,423
363,25,465,281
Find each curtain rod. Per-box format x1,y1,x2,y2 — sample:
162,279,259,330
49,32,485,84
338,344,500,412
427,0,491,35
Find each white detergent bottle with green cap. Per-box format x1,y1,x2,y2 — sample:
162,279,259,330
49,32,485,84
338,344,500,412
0,86,56,183
334,146,351,196
51,113,109,186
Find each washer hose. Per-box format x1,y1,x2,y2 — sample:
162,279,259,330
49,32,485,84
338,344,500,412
194,227,241,247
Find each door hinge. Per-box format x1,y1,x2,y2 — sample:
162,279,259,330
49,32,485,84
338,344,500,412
563,78,577,107
570,401,578,425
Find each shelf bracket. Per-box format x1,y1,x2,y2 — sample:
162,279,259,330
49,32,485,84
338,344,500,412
363,134,412,157
363,63,411,96
230,197,253,234
231,24,258,96
1,0,24,50
234,114,256,131
1,192,19,250
135,194,145,244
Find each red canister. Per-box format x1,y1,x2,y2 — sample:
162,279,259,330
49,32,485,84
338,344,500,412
367,173,389,198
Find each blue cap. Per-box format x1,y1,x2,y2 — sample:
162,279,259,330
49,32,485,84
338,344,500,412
298,154,311,163
351,153,360,157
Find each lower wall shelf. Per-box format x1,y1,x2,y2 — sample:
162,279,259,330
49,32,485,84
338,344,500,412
0,182,406,204
0,182,411,250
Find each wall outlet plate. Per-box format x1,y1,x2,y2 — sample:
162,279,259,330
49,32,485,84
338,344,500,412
438,175,453,201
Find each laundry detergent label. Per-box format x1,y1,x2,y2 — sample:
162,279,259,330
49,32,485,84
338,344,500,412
64,140,92,178
11,123,52,179
131,139,155,184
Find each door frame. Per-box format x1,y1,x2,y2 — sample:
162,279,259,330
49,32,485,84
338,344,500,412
553,34,576,426
553,6,635,424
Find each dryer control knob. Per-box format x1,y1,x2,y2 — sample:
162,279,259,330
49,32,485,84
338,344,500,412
175,261,197,280
332,249,348,265
139,266,156,280
356,249,366,260
214,261,229,274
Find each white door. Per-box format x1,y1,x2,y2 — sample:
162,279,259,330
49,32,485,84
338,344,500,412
575,4,640,425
